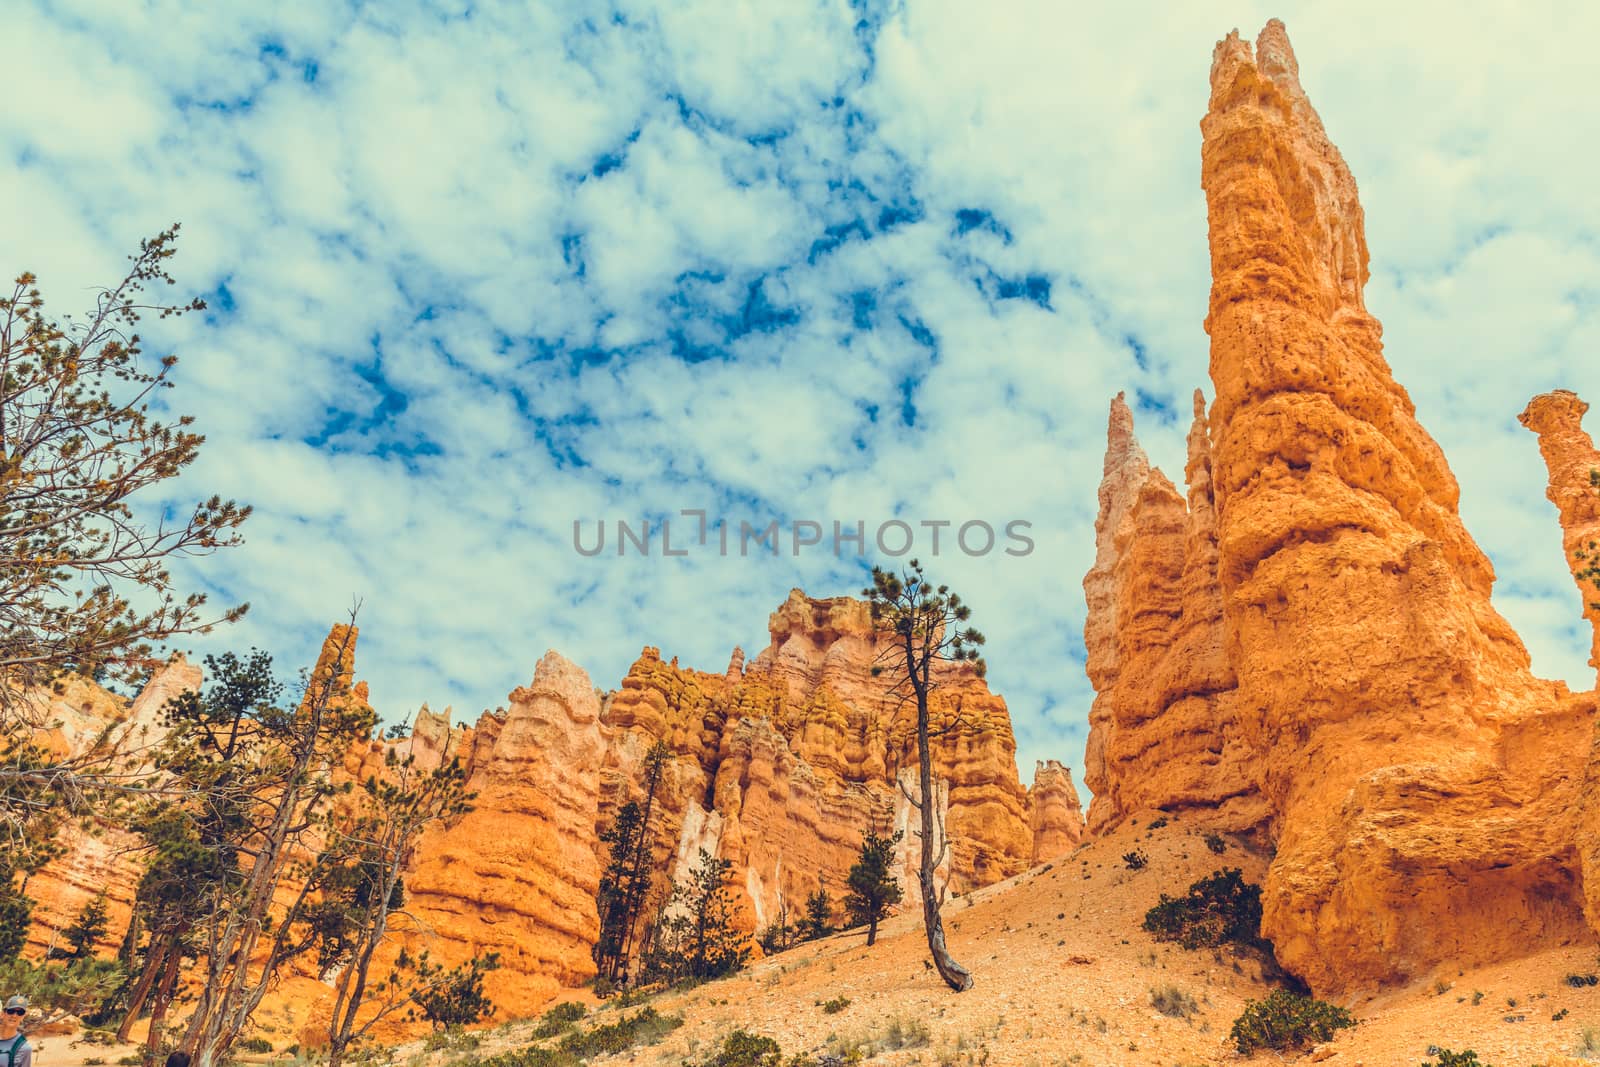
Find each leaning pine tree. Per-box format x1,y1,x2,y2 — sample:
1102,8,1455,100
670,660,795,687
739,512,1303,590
864,559,984,992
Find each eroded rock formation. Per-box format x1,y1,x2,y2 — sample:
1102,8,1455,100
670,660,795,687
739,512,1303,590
1194,19,1593,992
592,590,1040,939
1027,760,1085,863
1520,390,1600,933
1081,393,1261,833
401,652,605,1019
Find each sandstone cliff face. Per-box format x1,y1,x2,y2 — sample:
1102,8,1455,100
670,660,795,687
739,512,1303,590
1027,760,1084,863
1188,19,1595,993
1520,390,1600,935
594,590,1038,940
401,652,605,1019
23,656,203,959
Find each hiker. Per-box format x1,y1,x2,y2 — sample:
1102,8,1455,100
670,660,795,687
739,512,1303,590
0,996,30,1067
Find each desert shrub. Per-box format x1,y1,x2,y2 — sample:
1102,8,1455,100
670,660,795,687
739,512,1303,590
687,1031,782,1067
1204,832,1227,854
1576,1027,1600,1058
1149,984,1198,1019
473,1008,679,1067
1565,972,1600,987
1147,816,1169,830
422,1027,480,1053
1143,868,1263,950
531,1002,586,1039
238,1037,274,1054
1122,850,1148,871
558,1007,682,1057
1229,990,1354,1053
821,996,850,1015
1422,1049,1491,1067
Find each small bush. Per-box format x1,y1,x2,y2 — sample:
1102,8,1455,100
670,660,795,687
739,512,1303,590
239,1037,274,1054
821,997,850,1015
1149,984,1198,1019
1143,868,1263,951
1229,990,1354,1054
559,1007,682,1057
117,1057,142,1066
687,1031,782,1067
1576,1027,1600,1059
1147,817,1169,830
1203,832,1226,854
1565,972,1600,987
1122,850,1148,871
1421,1049,1491,1067
532,1002,586,1039
423,1027,481,1053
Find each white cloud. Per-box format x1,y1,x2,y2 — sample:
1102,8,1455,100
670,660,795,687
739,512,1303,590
2,0,1597,801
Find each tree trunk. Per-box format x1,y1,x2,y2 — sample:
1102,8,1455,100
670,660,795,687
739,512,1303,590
866,915,878,947
912,647,971,992
116,933,170,1042
143,940,184,1061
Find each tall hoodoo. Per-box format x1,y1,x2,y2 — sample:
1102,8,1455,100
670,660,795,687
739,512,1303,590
1519,389,1600,931
1520,390,1600,681
1198,19,1595,992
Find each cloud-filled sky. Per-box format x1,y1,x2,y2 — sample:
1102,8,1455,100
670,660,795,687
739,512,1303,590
4,1,1597,791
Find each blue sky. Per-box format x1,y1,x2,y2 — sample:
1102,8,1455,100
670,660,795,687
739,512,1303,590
4,2,1598,790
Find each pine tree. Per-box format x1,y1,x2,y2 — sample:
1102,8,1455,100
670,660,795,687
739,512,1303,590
644,849,750,984
844,827,904,947
800,888,833,942
865,559,984,992
50,892,110,961
593,741,670,983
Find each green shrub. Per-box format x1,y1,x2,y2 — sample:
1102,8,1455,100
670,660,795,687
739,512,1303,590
474,1007,681,1067
687,1031,782,1067
1143,868,1263,950
1149,984,1198,1019
531,1001,586,1039
238,1037,273,1054
1229,990,1354,1053
558,1007,682,1057
1122,850,1148,871
1203,832,1227,854
820,997,850,1015
1421,1049,1491,1067
1565,972,1600,987
1146,816,1168,830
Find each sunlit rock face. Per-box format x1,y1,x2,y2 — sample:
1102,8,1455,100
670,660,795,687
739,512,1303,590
1521,390,1600,933
1081,393,1264,836
1027,760,1085,863
401,651,605,1020
1191,18,1594,993
595,589,1042,939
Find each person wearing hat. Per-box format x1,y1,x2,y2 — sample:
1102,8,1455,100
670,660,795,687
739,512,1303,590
0,996,30,1067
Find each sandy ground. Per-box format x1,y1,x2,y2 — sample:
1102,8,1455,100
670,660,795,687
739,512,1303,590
38,817,1600,1067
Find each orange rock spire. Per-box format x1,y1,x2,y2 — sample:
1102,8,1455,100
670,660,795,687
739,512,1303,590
1196,19,1596,992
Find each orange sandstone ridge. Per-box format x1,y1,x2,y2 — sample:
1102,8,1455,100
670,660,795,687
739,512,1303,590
29,592,1082,1037
1082,18,1599,995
